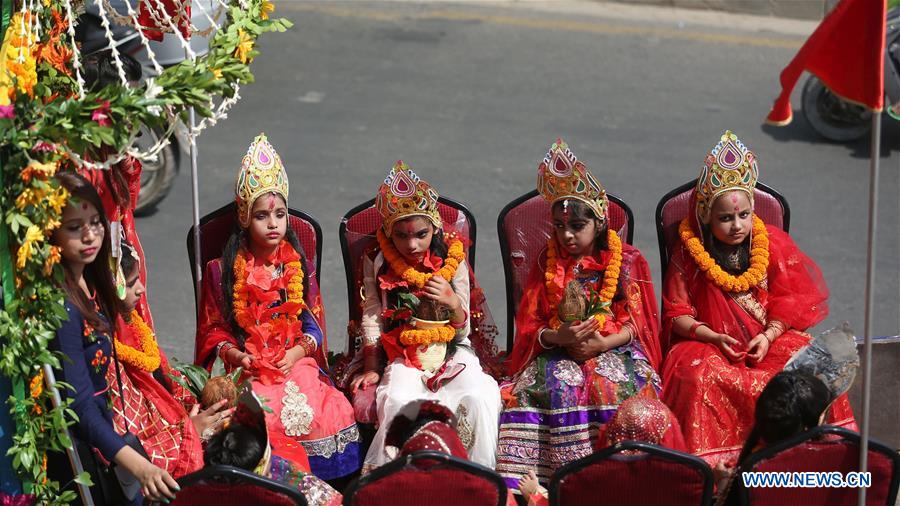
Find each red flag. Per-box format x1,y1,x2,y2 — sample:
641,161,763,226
766,0,886,125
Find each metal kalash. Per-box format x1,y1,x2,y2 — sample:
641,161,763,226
801,6,900,141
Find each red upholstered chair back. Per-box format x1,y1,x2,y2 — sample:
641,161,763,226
548,441,714,506
344,451,507,506
737,426,900,506
655,180,790,285
497,190,634,351
171,465,307,505
339,197,475,355
187,202,323,317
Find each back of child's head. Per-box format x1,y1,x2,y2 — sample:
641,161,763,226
203,423,266,470
81,50,142,91
120,241,139,279
755,370,831,444
736,370,831,465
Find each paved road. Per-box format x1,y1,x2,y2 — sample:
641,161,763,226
137,0,899,438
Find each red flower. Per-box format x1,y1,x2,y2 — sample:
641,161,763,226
246,264,273,291
0,105,14,119
92,100,112,127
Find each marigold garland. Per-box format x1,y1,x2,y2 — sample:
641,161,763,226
679,215,769,292
377,229,466,346
399,324,456,347
546,228,622,330
232,246,305,331
376,228,465,289
115,312,161,372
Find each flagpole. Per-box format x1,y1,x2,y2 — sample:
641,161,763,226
857,111,881,506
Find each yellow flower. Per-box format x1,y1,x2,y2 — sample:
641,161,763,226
17,225,44,269
211,67,223,80
260,0,275,20
47,186,69,215
234,29,254,64
15,188,44,210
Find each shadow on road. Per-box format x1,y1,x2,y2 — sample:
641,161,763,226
760,111,900,159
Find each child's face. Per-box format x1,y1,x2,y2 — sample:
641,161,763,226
122,269,144,314
53,199,105,268
390,217,434,263
247,193,287,251
708,190,753,246
551,204,600,257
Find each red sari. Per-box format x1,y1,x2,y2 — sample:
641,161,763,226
78,156,153,328
107,317,204,478
661,222,856,465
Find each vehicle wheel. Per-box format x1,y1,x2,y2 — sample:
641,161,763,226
134,124,179,216
801,76,872,142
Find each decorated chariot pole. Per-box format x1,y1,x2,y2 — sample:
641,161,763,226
0,0,291,502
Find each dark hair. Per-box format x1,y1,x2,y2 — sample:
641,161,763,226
203,424,266,470
80,50,141,212
736,371,832,465
53,172,121,334
390,216,449,259
550,199,625,299
82,50,142,92
221,215,310,348
702,227,750,275
120,241,139,279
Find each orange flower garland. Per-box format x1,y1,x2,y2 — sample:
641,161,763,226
377,228,466,347
399,325,457,346
115,312,162,372
546,228,623,330
232,247,305,331
679,215,769,292
376,228,465,289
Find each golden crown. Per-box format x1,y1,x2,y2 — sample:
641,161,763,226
375,160,442,235
537,138,608,219
235,133,289,229
695,130,759,224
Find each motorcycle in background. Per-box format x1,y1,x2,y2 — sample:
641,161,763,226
801,6,900,142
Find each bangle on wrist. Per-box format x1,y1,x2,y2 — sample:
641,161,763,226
689,321,706,340
537,328,554,350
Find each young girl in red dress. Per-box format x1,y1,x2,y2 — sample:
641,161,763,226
660,130,855,466
195,134,360,480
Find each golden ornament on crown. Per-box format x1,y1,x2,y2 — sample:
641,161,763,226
235,133,289,229
376,160,442,236
537,138,608,220
694,130,759,224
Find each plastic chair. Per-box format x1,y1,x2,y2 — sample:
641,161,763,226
548,441,714,506
733,425,899,506
496,189,634,351
166,465,307,505
343,451,507,506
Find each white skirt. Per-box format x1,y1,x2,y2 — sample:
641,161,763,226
364,346,501,470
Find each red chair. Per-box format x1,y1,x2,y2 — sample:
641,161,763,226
343,451,507,506
733,425,900,506
496,189,634,352
548,441,714,506
168,465,307,505
338,196,476,359
186,201,324,318
654,179,790,284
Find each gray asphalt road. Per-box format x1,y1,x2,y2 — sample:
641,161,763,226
139,0,900,367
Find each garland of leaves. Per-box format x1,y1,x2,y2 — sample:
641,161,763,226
0,0,290,502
